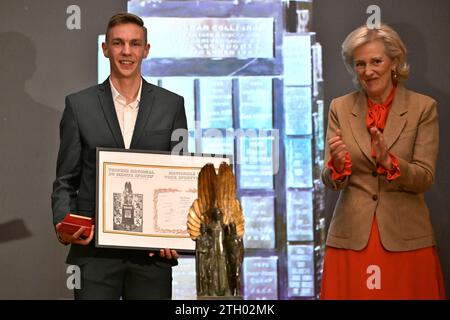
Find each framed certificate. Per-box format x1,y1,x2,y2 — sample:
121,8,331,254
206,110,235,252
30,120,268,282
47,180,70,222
96,148,230,253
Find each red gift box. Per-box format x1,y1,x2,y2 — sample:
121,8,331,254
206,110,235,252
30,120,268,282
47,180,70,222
60,213,94,238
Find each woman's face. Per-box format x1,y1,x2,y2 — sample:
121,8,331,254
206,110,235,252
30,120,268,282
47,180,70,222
353,40,396,103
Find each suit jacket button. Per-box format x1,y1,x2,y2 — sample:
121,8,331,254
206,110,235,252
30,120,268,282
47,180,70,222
372,171,377,177
372,195,378,201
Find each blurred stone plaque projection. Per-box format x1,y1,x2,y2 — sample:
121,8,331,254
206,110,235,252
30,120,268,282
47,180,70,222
313,99,325,155
243,256,278,300
201,133,235,159
282,34,312,86
142,76,159,86
199,78,233,129
285,137,313,188
284,86,312,135
142,17,274,59
172,257,197,300
287,244,315,298
114,0,326,300
286,190,313,241
238,135,274,190
160,78,196,132
241,196,275,249
238,77,273,129
312,42,324,97
130,1,280,77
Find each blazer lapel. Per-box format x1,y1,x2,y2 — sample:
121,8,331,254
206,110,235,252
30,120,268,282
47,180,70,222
349,91,376,165
383,85,408,150
97,79,125,148
130,79,154,149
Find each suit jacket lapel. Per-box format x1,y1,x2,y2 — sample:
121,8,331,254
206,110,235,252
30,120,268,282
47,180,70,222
383,85,408,150
348,86,408,166
349,91,375,165
97,79,125,148
130,79,154,149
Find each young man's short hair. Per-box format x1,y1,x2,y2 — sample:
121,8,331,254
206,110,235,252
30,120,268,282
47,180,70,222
105,12,147,43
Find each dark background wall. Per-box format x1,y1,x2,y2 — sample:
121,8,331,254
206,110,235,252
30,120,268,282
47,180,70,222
0,0,127,299
0,0,448,298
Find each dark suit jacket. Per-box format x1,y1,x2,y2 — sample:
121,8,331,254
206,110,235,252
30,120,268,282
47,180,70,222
51,78,187,264
321,85,439,252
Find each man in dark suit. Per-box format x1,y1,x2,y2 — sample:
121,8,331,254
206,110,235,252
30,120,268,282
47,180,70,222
51,13,187,299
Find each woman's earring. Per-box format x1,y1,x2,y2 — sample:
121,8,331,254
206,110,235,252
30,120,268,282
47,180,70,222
392,70,398,81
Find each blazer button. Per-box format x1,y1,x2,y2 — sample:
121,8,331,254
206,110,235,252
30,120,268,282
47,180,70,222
372,195,378,201
372,171,377,177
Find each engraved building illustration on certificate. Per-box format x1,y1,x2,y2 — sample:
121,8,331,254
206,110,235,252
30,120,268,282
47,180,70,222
113,182,143,233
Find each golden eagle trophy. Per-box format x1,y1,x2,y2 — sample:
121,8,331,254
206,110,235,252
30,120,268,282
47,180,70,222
187,162,245,298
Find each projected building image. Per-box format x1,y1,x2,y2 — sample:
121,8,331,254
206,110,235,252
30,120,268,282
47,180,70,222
99,0,325,300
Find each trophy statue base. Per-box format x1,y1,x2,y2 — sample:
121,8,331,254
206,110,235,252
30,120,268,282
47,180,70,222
197,295,243,300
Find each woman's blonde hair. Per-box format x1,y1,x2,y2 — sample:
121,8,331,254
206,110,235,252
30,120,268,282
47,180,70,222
341,23,410,86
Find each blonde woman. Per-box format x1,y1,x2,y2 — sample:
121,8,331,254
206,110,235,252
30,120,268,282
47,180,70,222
320,24,445,299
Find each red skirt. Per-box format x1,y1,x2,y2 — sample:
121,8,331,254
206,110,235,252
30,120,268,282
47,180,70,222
320,216,446,300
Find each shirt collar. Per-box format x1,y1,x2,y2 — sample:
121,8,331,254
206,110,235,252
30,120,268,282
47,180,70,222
109,78,142,107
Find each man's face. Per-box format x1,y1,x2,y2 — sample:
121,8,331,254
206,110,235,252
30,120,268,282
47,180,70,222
102,23,150,80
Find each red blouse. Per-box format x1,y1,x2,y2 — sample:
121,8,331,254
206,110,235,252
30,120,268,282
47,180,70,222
326,86,400,181
366,86,400,180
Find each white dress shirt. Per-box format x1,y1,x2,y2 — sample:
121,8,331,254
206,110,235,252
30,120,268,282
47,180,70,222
109,79,142,149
